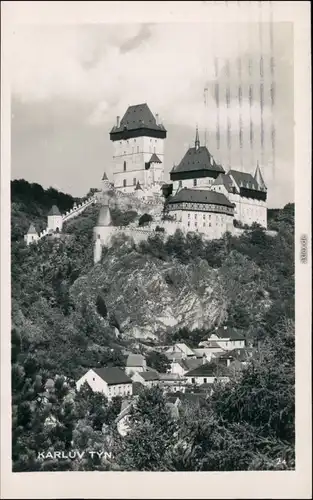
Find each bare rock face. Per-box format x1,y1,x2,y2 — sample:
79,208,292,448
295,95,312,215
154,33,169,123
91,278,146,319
70,247,227,341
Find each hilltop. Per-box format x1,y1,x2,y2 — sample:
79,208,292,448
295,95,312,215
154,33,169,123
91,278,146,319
11,180,294,378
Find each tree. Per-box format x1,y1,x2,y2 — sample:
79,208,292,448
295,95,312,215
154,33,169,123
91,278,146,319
146,351,170,373
138,213,153,227
114,387,178,470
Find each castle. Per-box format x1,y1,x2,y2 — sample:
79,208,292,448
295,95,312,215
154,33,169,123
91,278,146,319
24,102,268,263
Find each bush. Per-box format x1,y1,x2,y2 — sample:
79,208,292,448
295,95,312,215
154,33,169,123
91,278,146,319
138,213,153,227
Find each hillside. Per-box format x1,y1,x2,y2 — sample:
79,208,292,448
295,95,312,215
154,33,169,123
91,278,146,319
10,180,295,471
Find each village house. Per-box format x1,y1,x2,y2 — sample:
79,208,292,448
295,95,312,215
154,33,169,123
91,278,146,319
131,370,160,388
115,397,138,437
184,362,230,386
164,343,196,360
125,353,147,376
169,357,203,376
158,373,188,393
76,367,133,401
198,326,247,350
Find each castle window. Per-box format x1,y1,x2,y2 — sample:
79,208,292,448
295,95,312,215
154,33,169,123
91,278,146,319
133,178,136,186
194,213,197,219
188,222,190,227
203,214,206,219
193,179,197,187
209,223,211,227
188,213,190,218
123,179,127,187
123,161,126,171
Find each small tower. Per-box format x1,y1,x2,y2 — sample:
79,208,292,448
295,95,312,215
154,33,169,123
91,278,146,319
101,171,111,191
134,180,145,200
47,205,63,233
254,162,267,191
93,181,113,264
24,223,39,245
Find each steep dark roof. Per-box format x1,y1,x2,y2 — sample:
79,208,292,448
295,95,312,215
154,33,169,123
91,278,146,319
139,370,159,381
228,170,260,191
48,205,61,216
135,181,143,191
167,188,234,208
149,153,162,164
254,163,267,190
93,367,132,385
178,358,203,371
27,223,38,234
111,103,166,134
185,362,228,378
126,354,146,367
212,173,237,193
210,326,246,341
171,146,225,175
102,171,108,180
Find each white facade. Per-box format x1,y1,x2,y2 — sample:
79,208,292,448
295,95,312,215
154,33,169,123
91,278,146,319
24,232,39,245
76,369,133,401
168,206,234,240
211,184,267,228
125,365,145,377
209,333,246,350
186,374,229,385
172,176,214,193
47,214,63,232
131,372,159,388
112,136,165,192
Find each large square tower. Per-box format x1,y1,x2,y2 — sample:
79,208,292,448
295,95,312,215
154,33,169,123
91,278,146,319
110,103,167,193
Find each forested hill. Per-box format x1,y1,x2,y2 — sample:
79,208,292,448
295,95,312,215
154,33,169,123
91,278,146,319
11,181,295,471
11,179,83,242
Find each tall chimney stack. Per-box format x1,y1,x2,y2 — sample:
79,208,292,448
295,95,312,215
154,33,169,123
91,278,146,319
116,116,120,127
155,113,159,125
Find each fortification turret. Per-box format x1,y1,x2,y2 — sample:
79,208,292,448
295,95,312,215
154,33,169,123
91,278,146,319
24,223,39,245
47,205,63,232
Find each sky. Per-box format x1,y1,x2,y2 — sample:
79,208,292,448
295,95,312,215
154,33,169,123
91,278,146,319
10,20,294,207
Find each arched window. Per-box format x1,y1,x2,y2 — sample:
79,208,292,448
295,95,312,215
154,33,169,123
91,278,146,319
123,179,127,187
123,161,126,171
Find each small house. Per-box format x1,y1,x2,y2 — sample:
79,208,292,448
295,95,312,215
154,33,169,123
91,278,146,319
76,367,133,400
125,353,147,376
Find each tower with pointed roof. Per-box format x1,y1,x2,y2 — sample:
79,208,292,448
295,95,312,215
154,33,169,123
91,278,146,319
47,205,63,232
110,103,167,193
170,128,225,193
24,223,39,245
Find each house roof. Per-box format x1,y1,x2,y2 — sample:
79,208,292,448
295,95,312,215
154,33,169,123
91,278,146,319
185,362,228,378
102,171,108,181
139,370,159,381
110,103,166,134
171,146,225,175
27,223,38,235
212,173,237,193
228,170,260,191
177,358,203,371
126,354,146,368
149,153,162,164
93,367,132,385
212,326,246,341
48,205,61,216
166,351,184,361
167,188,234,208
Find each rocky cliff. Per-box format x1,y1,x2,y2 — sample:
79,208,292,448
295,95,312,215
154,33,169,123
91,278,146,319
70,242,270,342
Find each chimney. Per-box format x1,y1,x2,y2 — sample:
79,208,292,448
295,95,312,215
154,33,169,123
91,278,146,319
155,113,159,125
116,116,120,127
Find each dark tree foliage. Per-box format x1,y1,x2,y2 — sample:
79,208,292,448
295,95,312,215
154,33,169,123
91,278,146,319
146,351,171,373
11,183,295,472
138,213,153,227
